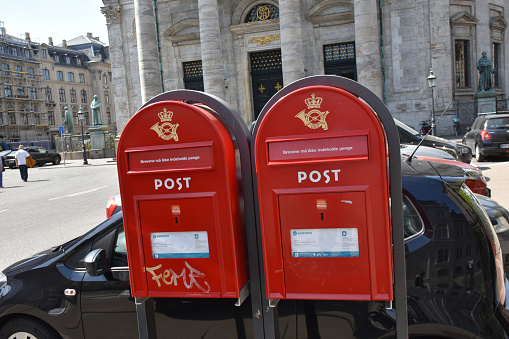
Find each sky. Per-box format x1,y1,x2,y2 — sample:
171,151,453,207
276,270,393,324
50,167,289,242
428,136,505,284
1,0,109,45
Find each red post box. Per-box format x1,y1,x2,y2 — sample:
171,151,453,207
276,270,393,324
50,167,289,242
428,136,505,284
254,85,393,301
117,100,248,300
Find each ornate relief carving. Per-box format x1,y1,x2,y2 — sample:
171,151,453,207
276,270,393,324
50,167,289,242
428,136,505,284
101,5,122,24
248,35,280,47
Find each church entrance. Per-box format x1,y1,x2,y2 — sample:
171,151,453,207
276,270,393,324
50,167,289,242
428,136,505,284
250,50,283,120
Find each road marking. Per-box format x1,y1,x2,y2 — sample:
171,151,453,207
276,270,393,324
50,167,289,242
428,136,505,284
0,209,7,213
49,186,109,201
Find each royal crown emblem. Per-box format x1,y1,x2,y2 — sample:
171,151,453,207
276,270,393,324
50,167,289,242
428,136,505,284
151,108,179,141
295,93,329,130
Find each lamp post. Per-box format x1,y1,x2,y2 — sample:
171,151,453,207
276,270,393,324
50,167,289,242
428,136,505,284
77,106,88,165
427,68,437,136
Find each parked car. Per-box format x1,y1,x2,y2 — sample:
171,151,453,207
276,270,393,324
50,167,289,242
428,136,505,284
396,119,473,163
0,150,13,168
462,113,509,162
1,159,508,338
401,147,490,196
5,147,61,168
106,193,121,218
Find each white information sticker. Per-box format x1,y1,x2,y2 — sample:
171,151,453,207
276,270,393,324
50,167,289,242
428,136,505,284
290,228,359,258
150,231,209,259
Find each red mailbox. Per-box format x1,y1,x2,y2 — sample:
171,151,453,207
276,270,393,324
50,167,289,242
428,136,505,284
117,100,248,299
254,85,393,301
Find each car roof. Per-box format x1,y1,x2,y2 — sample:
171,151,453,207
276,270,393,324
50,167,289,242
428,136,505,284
479,113,509,119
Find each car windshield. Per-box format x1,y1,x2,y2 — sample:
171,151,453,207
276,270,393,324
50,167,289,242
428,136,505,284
487,118,509,129
396,119,420,136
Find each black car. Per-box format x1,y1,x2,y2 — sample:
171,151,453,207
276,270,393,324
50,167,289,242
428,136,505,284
0,160,508,338
463,113,509,161
396,119,473,163
5,147,61,168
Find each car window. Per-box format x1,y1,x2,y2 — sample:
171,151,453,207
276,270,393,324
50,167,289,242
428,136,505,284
487,118,509,129
113,226,128,267
403,194,424,239
396,120,420,136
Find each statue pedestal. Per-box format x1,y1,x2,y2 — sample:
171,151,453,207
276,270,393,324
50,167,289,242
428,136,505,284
88,125,109,159
475,91,497,114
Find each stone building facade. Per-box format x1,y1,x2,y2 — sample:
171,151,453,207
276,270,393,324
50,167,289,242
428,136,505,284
0,27,116,144
101,0,508,135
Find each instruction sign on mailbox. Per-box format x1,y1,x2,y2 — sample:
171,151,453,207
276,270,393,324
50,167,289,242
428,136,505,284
254,86,393,301
117,101,248,299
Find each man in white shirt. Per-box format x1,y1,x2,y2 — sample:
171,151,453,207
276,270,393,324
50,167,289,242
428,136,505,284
15,145,30,182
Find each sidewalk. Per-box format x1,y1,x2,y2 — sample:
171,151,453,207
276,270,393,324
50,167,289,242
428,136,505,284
52,157,117,168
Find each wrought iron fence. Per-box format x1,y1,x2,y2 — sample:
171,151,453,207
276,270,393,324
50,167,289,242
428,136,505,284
55,132,117,153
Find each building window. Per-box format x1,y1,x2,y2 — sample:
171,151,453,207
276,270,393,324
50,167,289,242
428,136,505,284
43,69,50,80
46,87,52,101
28,67,34,78
2,63,9,75
59,88,66,102
4,85,12,97
41,49,47,58
57,71,64,81
12,47,18,56
81,90,87,103
76,57,82,66
107,107,111,124
21,113,28,125
53,54,60,63
437,249,450,263
70,89,77,103
103,75,108,84
14,65,22,76
8,112,16,125
84,111,90,125
79,73,85,83
30,87,37,100
105,91,109,104
24,49,30,58
493,43,501,88
455,40,470,88
34,113,40,125
48,111,55,125
68,72,74,82
245,4,279,22
17,86,25,97
65,56,71,64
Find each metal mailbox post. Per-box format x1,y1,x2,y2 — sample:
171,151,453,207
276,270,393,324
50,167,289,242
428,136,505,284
252,76,407,338
117,91,263,338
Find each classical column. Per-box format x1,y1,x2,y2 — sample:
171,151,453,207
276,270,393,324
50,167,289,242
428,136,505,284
134,0,163,103
101,4,131,133
198,0,226,100
354,0,383,98
279,0,305,85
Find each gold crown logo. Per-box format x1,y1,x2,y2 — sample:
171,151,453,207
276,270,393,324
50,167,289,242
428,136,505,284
305,94,322,109
158,108,173,122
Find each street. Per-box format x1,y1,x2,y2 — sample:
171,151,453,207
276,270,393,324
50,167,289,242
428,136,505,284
0,158,119,271
1,154,509,273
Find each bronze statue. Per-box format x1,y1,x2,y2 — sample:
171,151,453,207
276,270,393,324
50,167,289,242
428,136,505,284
63,106,74,134
477,52,496,92
91,95,102,125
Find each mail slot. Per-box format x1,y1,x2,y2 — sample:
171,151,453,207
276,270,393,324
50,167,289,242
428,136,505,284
117,100,248,299
253,85,393,301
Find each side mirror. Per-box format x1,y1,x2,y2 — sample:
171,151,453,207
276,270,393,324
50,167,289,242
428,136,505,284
466,127,471,132
84,248,107,276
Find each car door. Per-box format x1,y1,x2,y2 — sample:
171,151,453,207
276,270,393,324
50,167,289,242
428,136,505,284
26,147,42,163
80,223,138,338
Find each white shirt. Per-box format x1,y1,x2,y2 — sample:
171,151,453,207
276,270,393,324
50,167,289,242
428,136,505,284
15,149,30,165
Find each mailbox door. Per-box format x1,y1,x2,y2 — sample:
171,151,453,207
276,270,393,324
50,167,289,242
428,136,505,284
278,191,371,299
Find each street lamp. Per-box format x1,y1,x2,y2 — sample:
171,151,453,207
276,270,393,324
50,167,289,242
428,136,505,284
77,106,88,165
427,68,437,136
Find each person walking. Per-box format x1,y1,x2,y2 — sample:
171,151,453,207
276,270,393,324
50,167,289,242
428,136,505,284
15,145,30,182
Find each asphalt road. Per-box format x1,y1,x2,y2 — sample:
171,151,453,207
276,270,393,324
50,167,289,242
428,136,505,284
0,158,119,271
